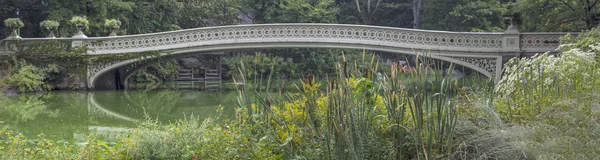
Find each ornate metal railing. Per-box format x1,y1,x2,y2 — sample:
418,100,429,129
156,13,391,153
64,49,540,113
0,24,575,55
83,24,506,54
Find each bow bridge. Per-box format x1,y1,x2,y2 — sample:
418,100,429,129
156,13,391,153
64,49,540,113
0,23,575,89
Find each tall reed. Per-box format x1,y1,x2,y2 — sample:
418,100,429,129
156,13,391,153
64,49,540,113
233,51,460,159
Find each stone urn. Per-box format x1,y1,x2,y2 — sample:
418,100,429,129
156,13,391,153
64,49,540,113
73,24,88,38
46,30,56,38
108,28,118,37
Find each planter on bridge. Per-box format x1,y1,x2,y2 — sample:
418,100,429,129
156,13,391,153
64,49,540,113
3,18,24,39
70,16,89,39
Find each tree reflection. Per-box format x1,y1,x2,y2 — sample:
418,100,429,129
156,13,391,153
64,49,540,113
0,94,59,124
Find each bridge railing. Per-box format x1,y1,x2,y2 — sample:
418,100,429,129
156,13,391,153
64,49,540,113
520,33,575,53
0,24,576,55
82,24,507,54
0,38,72,55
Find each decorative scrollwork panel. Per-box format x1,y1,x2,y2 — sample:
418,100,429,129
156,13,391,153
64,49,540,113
454,57,497,74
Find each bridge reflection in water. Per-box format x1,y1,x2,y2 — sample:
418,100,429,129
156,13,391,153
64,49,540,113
83,88,233,142
0,88,234,144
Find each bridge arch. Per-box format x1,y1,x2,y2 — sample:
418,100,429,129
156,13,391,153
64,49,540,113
89,45,500,89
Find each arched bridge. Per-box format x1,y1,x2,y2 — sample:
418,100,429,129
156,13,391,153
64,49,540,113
0,23,576,89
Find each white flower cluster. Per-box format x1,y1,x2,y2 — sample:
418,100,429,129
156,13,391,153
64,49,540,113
495,43,600,100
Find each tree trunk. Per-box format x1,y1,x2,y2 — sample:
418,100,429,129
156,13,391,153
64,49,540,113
412,0,422,29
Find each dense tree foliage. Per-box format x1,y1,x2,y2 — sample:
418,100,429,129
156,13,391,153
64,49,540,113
240,0,337,23
516,0,600,32
2,0,598,38
336,0,413,27
421,0,509,32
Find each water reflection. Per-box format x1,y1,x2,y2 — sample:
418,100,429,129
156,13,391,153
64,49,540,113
0,94,59,124
125,90,181,115
0,88,237,142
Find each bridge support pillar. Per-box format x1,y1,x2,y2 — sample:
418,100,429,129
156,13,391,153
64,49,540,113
497,26,521,82
494,56,503,83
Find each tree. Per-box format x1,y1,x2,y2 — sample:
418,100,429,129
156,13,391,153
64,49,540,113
421,0,509,32
45,0,134,37
240,0,337,24
412,0,422,29
516,0,600,32
336,0,412,27
0,0,49,38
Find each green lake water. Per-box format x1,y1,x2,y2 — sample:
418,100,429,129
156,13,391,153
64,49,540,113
0,89,238,142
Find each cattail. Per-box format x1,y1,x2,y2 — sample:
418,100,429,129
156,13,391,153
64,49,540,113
308,73,313,85
343,61,347,76
330,78,336,90
266,98,271,107
280,85,285,96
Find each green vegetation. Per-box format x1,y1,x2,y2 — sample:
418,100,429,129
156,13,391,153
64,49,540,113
1,0,600,159
39,20,60,31
69,16,89,30
103,19,122,30
2,0,596,86
224,52,299,80
0,38,162,92
3,18,24,30
3,28,600,159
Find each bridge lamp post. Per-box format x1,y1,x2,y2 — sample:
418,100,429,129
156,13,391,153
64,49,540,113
16,9,19,36
594,13,600,28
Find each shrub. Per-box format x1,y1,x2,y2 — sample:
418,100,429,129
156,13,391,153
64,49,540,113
5,61,61,92
8,65,47,92
39,20,60,31
3,18,24,29
104,19,121,30
495,36,600,122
